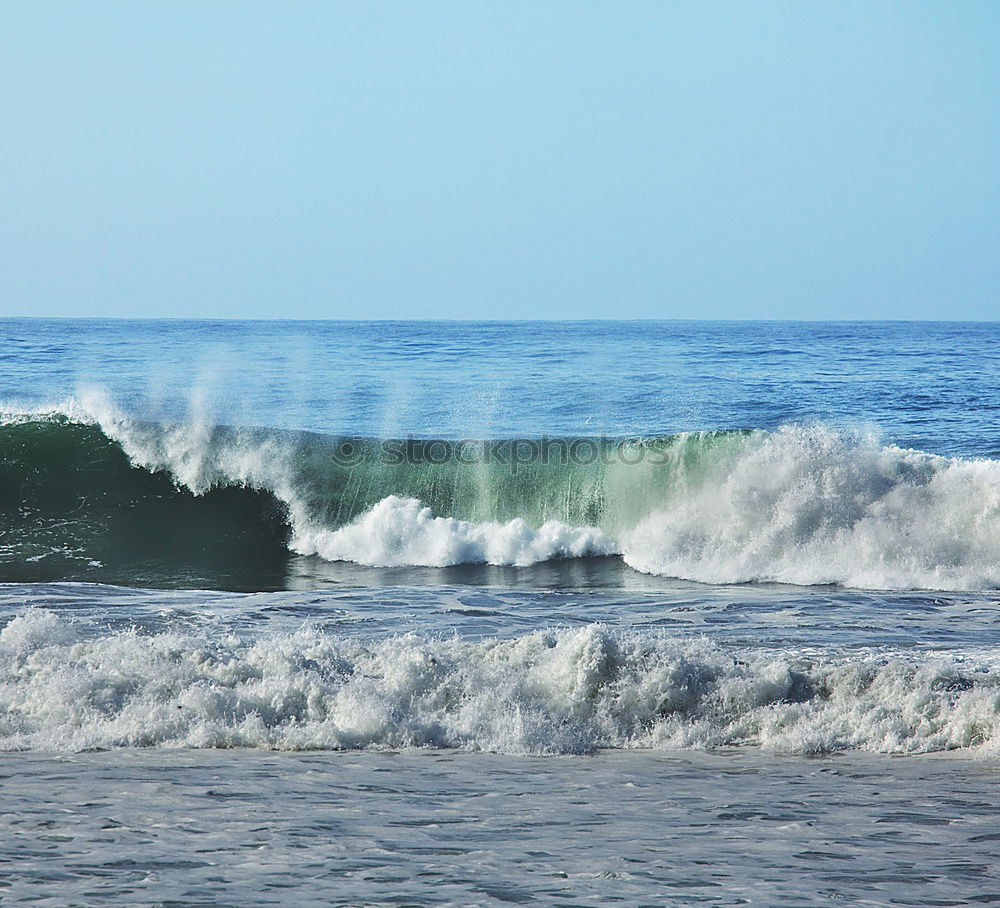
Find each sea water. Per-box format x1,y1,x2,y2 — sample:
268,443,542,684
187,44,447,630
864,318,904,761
2,319,999,905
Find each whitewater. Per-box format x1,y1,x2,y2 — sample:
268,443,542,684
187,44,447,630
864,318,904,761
4,606,999,755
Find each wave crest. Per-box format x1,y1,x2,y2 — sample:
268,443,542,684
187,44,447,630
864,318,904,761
622,424,1000,589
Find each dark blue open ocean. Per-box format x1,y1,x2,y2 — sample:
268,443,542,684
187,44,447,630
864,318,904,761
2,319,1000,905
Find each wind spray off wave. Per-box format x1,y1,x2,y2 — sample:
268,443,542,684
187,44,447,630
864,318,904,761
3,390,999,590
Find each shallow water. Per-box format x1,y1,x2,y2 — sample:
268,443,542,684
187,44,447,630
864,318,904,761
3,749,999,907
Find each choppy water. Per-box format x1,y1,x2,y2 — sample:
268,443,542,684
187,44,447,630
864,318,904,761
2,319,1000,904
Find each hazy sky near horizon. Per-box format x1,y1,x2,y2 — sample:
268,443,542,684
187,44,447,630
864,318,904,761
1,2,997,320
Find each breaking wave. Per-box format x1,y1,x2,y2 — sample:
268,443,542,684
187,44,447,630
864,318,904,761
2,391,999,590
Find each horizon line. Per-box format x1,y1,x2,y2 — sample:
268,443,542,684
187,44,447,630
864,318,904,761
3,315,999,324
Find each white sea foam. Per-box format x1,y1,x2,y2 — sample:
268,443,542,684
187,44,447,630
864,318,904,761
291,495,616,567
2,611,998,755
620,425,1000,590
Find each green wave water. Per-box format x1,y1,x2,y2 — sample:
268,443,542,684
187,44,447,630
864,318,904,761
1,413,747,587
4,408,1000,592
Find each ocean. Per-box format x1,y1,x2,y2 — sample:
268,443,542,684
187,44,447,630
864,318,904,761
2,318,999,906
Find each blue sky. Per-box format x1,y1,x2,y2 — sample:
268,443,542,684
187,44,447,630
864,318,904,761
1,1,997,319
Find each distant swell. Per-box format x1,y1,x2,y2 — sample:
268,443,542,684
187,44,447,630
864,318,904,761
2,612,998,755
2,392,1000,591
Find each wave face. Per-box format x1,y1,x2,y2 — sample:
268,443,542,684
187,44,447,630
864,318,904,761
2,611,997,754
0,416,290,587
3,393,1000,590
